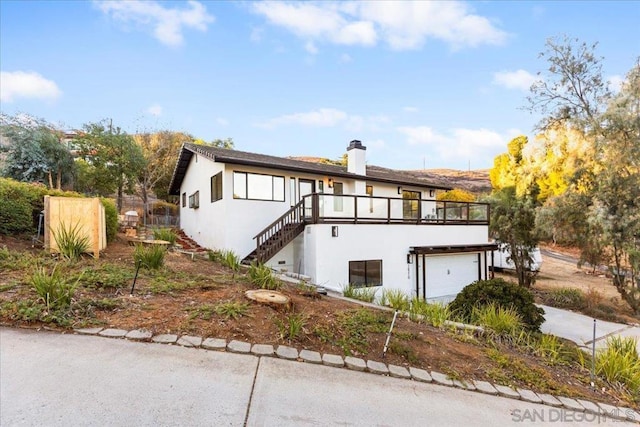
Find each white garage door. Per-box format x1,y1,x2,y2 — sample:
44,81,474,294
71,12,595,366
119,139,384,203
424,253,479,300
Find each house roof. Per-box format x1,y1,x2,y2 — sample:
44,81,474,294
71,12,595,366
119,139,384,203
168,143,452,196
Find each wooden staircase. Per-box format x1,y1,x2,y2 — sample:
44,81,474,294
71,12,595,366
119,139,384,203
242,200,306,265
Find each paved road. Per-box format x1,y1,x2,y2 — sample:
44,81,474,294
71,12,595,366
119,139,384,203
3,328,635,426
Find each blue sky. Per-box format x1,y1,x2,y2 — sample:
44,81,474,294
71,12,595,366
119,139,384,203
1,1,638,170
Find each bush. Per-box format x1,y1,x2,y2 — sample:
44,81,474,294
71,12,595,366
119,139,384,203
380,288,410,311
52,221,90,261
152,227,177,245
133,243,166,269
449,278,545,331
471,303,523,337
342,283,378,303
548,288,586,310
30,266,77,309
100,198,117,243
596,336,640,395
248,262,280,290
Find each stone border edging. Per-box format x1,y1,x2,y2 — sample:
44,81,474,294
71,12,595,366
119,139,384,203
72,326,640,424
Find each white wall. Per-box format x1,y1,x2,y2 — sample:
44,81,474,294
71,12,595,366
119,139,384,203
302,223,489,295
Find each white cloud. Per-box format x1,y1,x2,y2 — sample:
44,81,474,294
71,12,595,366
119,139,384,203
340,53,353,63
256,108,389,132
0,70,62,103
305,41,319,54
147,104,162,116
252,1,507,51
398,125,511,162
492,69,538,92
95,0,214,47
608,74,624,93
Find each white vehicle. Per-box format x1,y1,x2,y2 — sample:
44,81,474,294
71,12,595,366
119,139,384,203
492,243,543,272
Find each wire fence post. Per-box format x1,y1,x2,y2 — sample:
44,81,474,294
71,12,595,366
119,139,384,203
591,319,596,387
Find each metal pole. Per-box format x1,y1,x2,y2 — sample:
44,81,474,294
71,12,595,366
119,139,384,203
591,319,596,387
130,260,142,296
382,310,399,358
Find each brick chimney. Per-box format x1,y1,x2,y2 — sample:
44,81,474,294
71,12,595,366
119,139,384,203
347,140,366,176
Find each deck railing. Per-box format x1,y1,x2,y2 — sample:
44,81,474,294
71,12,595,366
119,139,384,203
301,194,490,225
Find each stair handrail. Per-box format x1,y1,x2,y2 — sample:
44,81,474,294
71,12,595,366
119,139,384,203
253,199,306,249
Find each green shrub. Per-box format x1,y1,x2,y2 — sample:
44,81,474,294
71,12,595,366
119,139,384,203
220,250,241,275
248,262,280,290
419,301,452,327
380,288,410,311
276,312,308,341
596,336,640,394
471,303,523,337
133,243,166,269
214,301,251,320
152,228,177,245
100,198,117,243
548,288,586,310
341,283,378,303
52,221,90,261
30,266,77,309
449,278,545,331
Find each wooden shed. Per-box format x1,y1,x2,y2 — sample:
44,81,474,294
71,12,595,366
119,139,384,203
44,196,107,258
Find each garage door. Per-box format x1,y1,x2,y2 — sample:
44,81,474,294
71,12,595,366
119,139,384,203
420,253,479,300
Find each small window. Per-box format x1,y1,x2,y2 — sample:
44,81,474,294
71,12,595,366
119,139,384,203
366,185,373,213
349,260,382,287
182,193,186,208
188,191,200,209
211,172,222,203
333,182,343,212
318,180,324,193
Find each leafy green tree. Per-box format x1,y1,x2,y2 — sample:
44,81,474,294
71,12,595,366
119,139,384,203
134,130,194,204
489,187,540,287
436,188,476,202
194,137,234,149
0,113,74,189
74,120,146,212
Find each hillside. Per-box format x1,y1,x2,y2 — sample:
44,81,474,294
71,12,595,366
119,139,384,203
288,156,492,195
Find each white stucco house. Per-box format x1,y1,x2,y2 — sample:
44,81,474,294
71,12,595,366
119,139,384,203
169,140,497,301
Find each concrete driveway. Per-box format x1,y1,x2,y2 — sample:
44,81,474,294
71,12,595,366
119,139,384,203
2,328,637,426
539,304,640,354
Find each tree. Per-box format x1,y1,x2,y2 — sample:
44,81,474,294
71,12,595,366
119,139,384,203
0,113,74,189
489,187,540,287
194,137,234,149
134,130,193,206
74,120,146,212
528,36,640,312
436,188,476,202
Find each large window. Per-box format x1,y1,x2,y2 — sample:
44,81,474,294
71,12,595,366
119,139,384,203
333,182,343,211
233,171,285,201
349,260,382,287
210,172,222,203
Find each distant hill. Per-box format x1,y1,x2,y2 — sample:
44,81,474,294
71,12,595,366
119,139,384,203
287,156,492,195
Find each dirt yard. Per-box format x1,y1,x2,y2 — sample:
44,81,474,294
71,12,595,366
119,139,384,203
0,234,638,408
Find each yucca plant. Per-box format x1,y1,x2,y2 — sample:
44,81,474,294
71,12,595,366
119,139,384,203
419,302,451,328
215,301,251,320
341,283,378,303
596,336,640,394
52,222,90,261
152,228,177,245
380,288,410,311
248,262,280,290
220,250,241,277
133,243,166,269
471,303,523,338
30,266,77,310
276,312,308,341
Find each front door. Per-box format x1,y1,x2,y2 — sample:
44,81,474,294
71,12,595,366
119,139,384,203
299,179,315,217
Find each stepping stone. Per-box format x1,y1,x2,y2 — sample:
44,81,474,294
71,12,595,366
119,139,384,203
388,365,411,379
125,329,152,340
202,338,226,350
98,328,128,338
344,356,366,371
408,367,432,383
276,345,298,360
251,344,275,357
299,349,322,364
576,399,600,414
473,380,498,395
557,396,584,411
453,380,475,391
516,389,542,404
322,354,344,368
366,360,389,375
430,371,453,386
493,384,520,399
152,334,178,344
227,340,251,353
536,393,562,407
75,327,103,335
177,335,202,347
